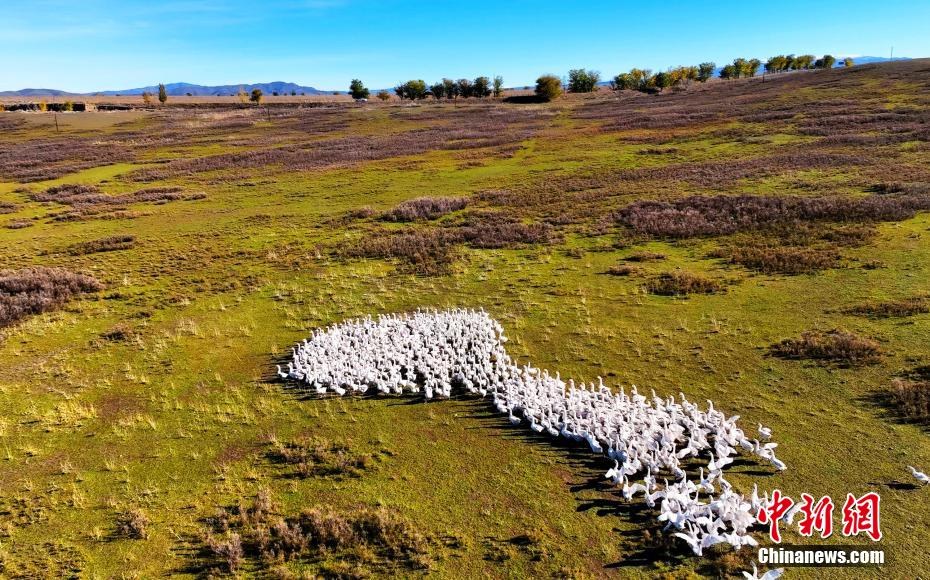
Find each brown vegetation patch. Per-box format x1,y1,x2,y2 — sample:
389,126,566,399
200,490,432,575
0,136,134,182
383,196,468,222
0,267,102,329
843,296,929,318
346,212,554,275
606,265,639,276
646,271,726,296
266,437,373,479
618,193,930,239
711,244,841,275
347,229,457,275
889,368,930,423
31,184,200,221
770,329,883,366
0,201,18,214
624,251,666,262
129,106,546,182
66,235,136,256
116,509,150,539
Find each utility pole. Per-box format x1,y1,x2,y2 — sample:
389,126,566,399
55,114,60,133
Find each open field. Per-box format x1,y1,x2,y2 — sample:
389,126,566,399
1,60,930,578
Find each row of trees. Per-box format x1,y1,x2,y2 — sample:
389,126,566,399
719,58,763,79
611,63,717,92
389,76,504,100
764,54,851,73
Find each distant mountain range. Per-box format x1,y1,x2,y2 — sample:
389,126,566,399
0,57,915,97
0,81,332,97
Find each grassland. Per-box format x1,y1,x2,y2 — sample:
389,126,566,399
1,60,930,578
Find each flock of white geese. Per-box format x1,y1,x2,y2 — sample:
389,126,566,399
278,308,927,576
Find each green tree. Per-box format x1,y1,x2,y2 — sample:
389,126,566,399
492,75,504,97
817,54,836,69
349,79,370,99
403,80,428,100
610,72,634,90
567,69,600,93
429,82,445,99
456,78,473,98
719,64,738,79
766,55,787,74
629,68,653,91
250,88,263,104
442,78,458,100
795,54,816,69
535,74,562,101
158,83,168,104
473,76,491,98
697,62,715,82
653,71,672,90
746,59,762,77
843,57,854,67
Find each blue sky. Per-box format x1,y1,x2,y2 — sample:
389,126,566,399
3,0,929,92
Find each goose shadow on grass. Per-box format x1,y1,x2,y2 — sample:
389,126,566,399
271,377,782,571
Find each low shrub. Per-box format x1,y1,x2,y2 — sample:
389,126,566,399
0,267,103,329
348,230,456,275
267,437,372,479
646,272,726,296
844,297,929,318
201,490,431,575
606,265,639,276
712,244,841,274
624,251,666,262
4,221,32,230
346,206,375,220
116,509,150,539
383,196,468,222
618,193,930,239
770,329,883,366
66,235,136,256
890,371,930,422
0,201,18,214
